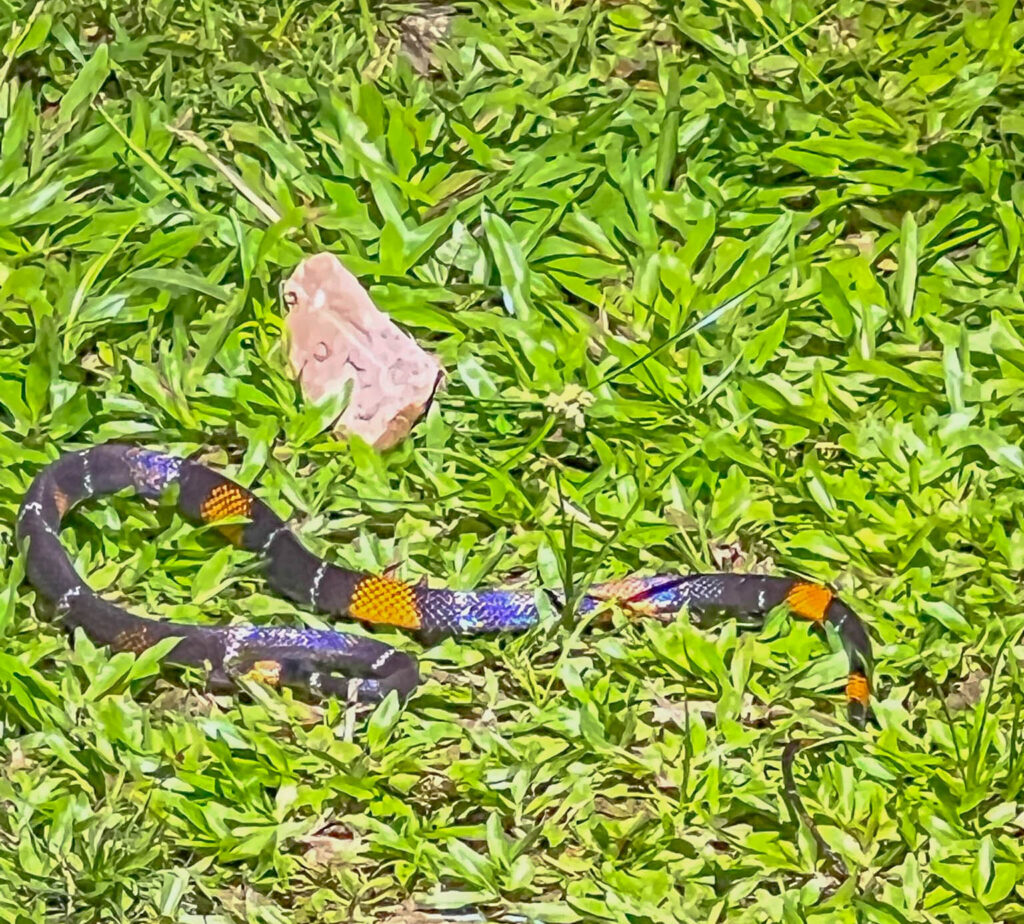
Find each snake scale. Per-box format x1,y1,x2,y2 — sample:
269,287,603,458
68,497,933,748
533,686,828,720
17,443,874,872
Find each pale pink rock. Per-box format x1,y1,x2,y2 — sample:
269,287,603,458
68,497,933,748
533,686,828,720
283,254,443,450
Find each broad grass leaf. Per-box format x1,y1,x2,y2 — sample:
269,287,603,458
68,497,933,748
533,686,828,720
58,44,110,122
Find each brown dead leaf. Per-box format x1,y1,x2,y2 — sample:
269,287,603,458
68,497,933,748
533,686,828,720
945,669,988,712
398,5,454,75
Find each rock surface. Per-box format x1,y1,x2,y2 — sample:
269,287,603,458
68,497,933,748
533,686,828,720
283,253,443,450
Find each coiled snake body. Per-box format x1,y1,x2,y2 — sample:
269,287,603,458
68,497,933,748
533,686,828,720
17,444,874,871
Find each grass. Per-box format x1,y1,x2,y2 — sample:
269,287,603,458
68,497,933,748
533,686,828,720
2,0,1024,920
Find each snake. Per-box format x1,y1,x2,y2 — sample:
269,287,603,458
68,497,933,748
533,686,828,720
16,443,874,873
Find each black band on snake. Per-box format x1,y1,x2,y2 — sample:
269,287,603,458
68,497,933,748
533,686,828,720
16,444,874,875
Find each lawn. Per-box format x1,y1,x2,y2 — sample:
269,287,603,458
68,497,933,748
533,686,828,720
2,0,1024,921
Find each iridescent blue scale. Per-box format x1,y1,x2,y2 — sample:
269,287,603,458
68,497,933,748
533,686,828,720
428,589,540,634
126,449,183,497
235,625,363,653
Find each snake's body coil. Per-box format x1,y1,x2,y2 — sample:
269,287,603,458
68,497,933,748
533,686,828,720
18,443,872,718
17,444,874,872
